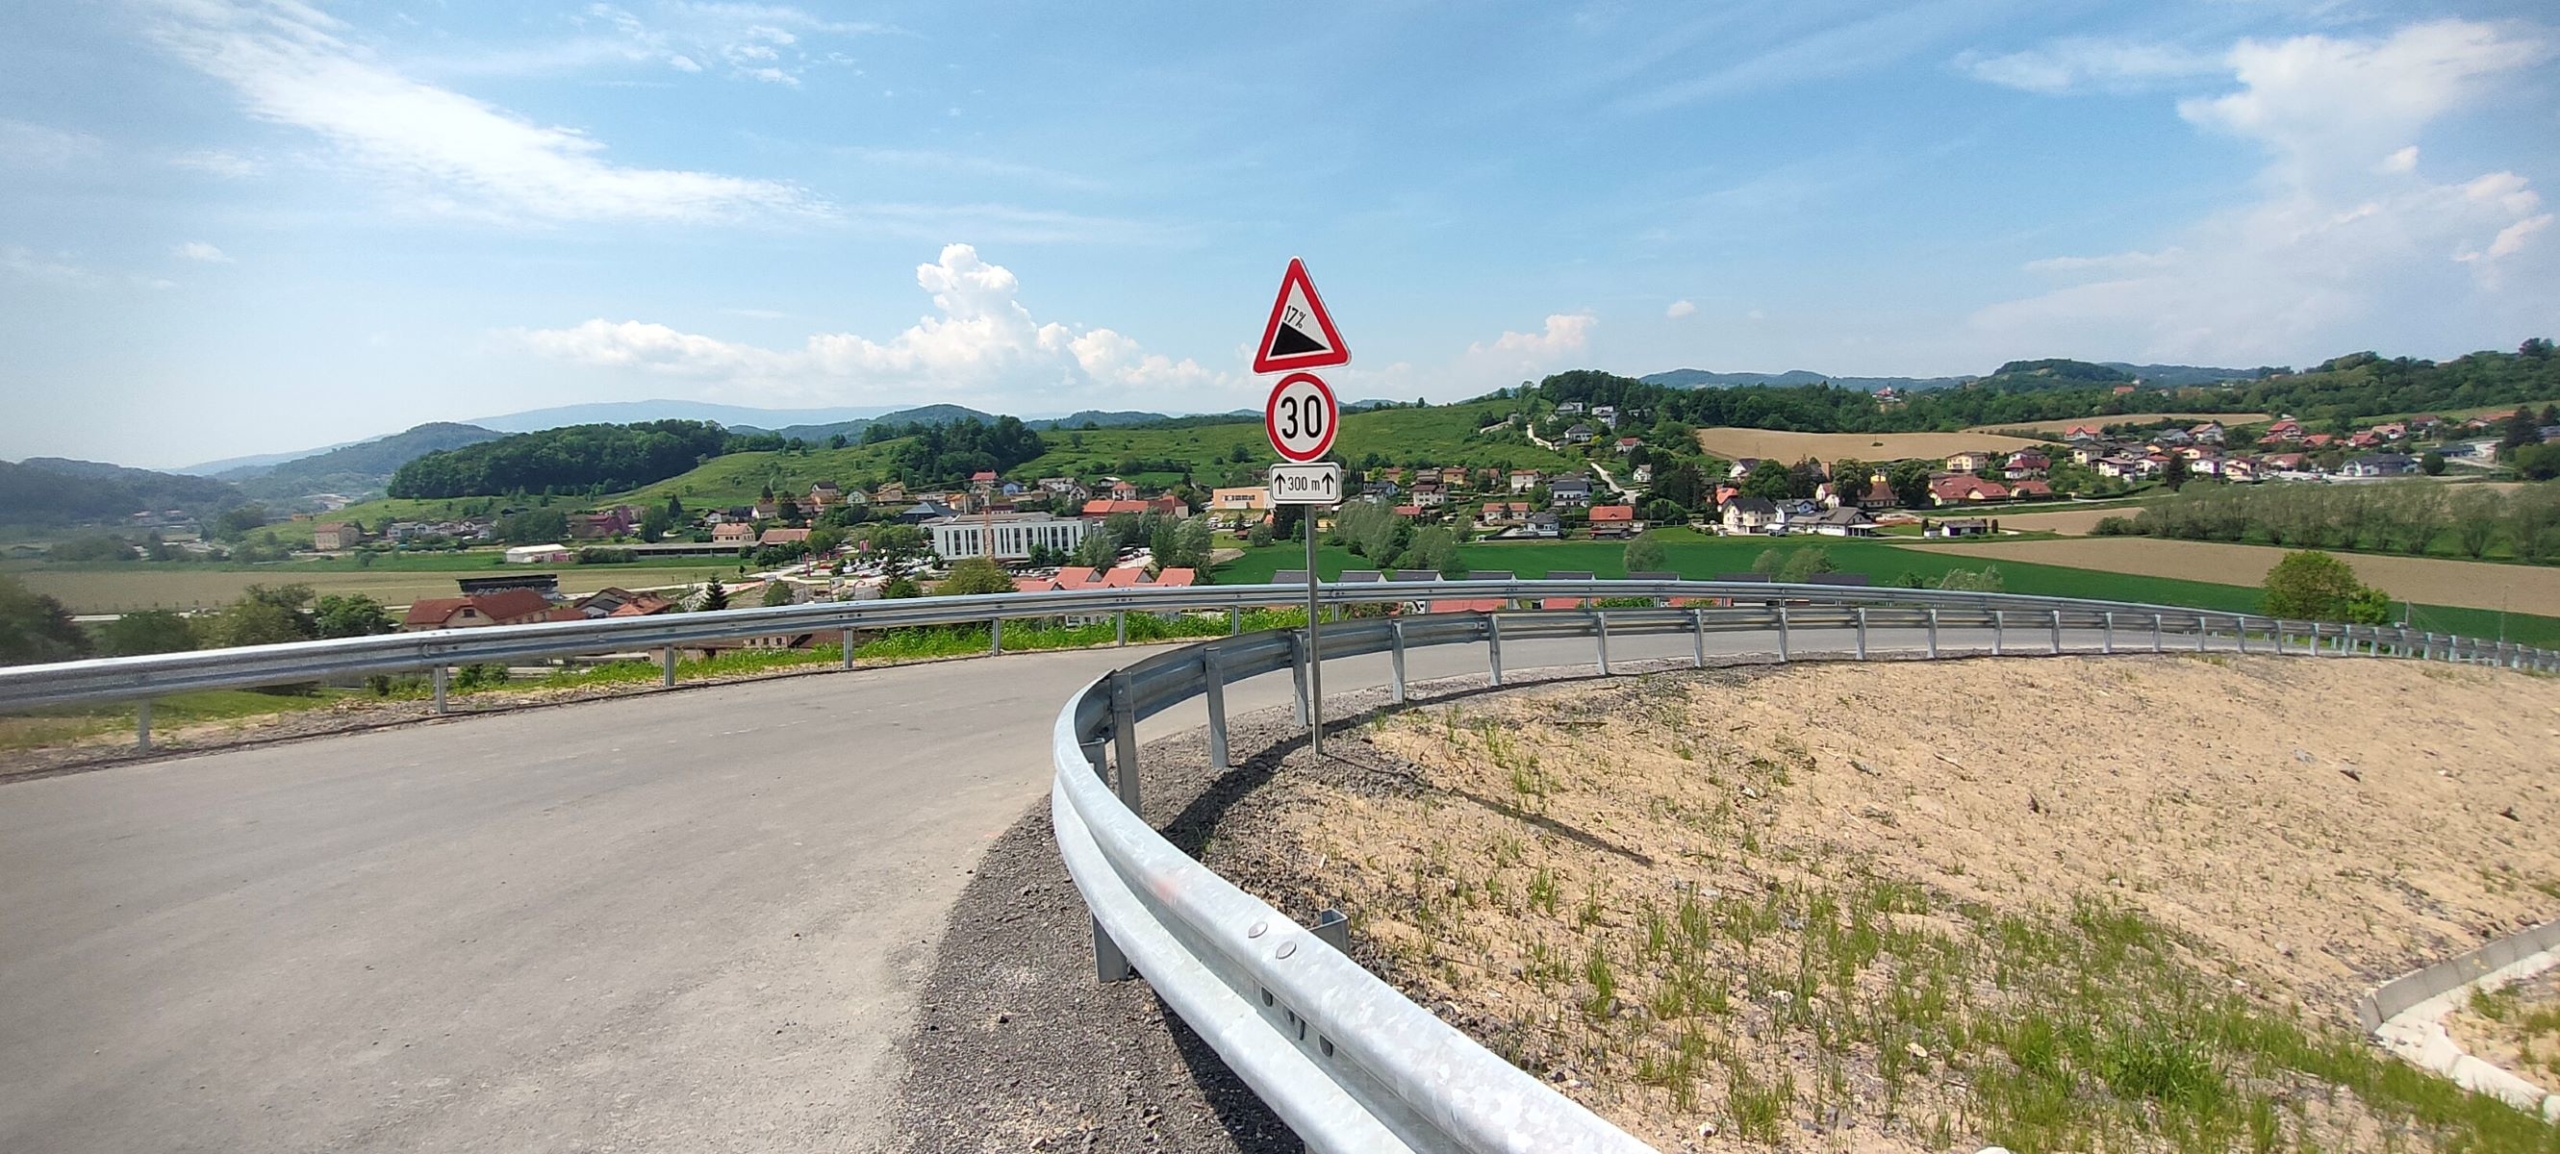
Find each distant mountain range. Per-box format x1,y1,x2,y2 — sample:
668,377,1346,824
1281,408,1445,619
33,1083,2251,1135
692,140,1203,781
463,399,902,434
0,457,245,527
1639,362,2260,391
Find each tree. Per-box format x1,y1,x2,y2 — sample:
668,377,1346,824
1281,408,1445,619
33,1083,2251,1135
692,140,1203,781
761,580,796,607
2261,550,2390,624
212,504,270,541
1740,459,1794,501
1777,547,1835,583
1330,501,1407,562
1072,530,1119,569
939,556,1015,596
1397,527,1465,577
98,609,197,657
0,575,88,665
2420,450,2447,476
700,577,730,612
2512,442,2560,482
312,594,395,639
2449,488,2504,558
1622,535,1668,574
1245,521,1275,548
2162,453,2192,492
1887,459,1936,510
2500,408,2544,455
881,574,923,599
499,508,569,545
637,503,675,542
805,527,844,558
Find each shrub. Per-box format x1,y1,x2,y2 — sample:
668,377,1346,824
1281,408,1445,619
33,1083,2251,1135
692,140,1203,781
2260,550,2390,624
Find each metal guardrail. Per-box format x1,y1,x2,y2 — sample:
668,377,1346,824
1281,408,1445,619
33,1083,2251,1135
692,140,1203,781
2,579,2551,749
1046,589,2555,1153
1,579,2550,1148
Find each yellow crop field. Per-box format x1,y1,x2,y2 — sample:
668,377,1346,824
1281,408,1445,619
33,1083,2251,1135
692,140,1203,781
1961,413,2269,436
1693,426,2049,464
1908,537,2560,616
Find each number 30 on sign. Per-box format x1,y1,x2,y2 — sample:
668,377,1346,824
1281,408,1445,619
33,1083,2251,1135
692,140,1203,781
1264,372,1338,463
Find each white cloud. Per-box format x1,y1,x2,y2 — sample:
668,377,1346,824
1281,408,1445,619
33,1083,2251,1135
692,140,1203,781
1958,38,2218,94
1973,20,2557,364
170,148,263,178
1665,299,1697,319
1475,313,1596,359
143,0,826,224
0,119,104,169
3,247,178,290
174,241,233,263
515,244,1229,407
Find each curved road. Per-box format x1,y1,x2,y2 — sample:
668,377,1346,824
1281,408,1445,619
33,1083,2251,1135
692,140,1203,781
0,624,2037,1151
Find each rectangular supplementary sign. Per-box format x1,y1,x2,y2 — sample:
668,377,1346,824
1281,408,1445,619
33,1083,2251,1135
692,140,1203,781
1267,462,1342,505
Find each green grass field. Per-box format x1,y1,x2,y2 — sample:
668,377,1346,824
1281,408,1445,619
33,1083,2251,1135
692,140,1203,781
0,688,359,753
1018,400,1580,489
1213,538,2560,646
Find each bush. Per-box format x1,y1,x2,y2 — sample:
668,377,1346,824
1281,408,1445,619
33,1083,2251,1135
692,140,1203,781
2090,516,2141,536
1622,535,1668,574
2261,550,2391,624
98,609,197,656
453,663,511,690
938,556,1016,596
577,547,635,564
1937,565,2004,593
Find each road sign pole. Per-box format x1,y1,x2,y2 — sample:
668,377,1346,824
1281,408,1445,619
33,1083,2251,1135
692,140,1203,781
1305,516,1322,756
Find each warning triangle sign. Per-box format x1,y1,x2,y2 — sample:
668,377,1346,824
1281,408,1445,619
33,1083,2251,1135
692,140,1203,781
1252,257,1350,374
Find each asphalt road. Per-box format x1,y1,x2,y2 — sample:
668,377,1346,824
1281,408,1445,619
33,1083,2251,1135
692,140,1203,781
0,624,2048,1152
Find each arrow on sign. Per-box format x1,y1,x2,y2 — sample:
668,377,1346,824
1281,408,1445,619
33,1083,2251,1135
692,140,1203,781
1267,462,1343,505
1252,258,1350,374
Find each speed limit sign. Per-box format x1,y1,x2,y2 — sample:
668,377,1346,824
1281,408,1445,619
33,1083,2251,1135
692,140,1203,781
1264,372,1338,462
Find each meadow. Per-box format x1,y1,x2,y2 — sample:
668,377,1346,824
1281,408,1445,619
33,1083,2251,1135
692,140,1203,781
1692,427,2049,463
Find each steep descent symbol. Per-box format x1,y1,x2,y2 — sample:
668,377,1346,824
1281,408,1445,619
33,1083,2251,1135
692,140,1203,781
1251,257,1350,374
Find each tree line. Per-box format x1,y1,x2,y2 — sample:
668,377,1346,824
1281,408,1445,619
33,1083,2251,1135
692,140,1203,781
863,415,1047,486
2097,482,2560,564
1527,339,2559,437
388,421,734,499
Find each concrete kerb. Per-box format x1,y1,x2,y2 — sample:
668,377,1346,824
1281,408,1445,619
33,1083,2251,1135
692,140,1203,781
2359,916,2560,1121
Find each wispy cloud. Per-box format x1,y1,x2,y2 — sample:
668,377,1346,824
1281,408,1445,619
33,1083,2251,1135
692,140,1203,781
417,2,897,87
141,0,829,225
1957,38,2219,94
173,241,234,263
0,119,105,170
1619,0,2018,112
3,247,177,290
1666,299,1697,319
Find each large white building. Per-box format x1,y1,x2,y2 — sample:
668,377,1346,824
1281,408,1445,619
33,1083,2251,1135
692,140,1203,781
928,513,1086,561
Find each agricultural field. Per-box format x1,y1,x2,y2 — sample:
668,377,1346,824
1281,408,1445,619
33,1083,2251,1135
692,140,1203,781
1214,536,2560,645
1913,537,2560,617
5,561,731,614
1962,413,2269,436
1692,427,2049,463
1211,656,2560,1152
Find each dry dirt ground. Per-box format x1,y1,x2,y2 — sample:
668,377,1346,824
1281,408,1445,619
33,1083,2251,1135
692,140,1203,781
1961,414,2270,436
1207,655,2560,1152
1911,537,2560,617
1947,506,2127,535
1693,428,2049,464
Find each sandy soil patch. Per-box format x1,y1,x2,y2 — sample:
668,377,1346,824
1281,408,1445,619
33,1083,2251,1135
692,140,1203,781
1962,414,2269,436
1955,506,2129,535
1693,428,2049,464
1214,656,2560,1152
1903,537,2560,616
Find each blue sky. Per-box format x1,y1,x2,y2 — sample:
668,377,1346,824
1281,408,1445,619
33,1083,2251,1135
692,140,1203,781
3,0,2556,467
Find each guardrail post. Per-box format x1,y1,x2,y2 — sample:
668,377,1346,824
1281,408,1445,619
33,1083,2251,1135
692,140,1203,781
1775,605,1790,663
1229,606,1240,636
990,616,1003,655
1115,611,1127,647
1312,908,1350,955
1991,610,2004,657
661,645,677,687
2307,623,2321,656
1204,648,1230,770
2151,612,2163,653
432,665,449,714
1109,672,1141,813
1690,608,1707,668
1486,614,1505,686
2195,615,2209,652
841,627,856,669
1389,620,1409,705
1594,611,1611,676
2235,616,2249,655
135,700,151,752
1079,736,1132,983
2102,611,2115,655
1926,607,1940,659
1290,632,1311,725
1853,607,1868,660
2049,608,2062,655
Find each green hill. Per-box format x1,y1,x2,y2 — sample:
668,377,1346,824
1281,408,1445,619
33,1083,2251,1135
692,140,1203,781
1019,400,1578,490
229,422,503,502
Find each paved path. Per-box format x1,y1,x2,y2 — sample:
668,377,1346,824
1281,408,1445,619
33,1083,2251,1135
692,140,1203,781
0,624,2089,1152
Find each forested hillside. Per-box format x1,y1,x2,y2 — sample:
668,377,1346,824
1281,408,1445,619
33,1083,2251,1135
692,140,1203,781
228,422,502,500
0,458,245,526
387,421,734,498
1539,341,2560,433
